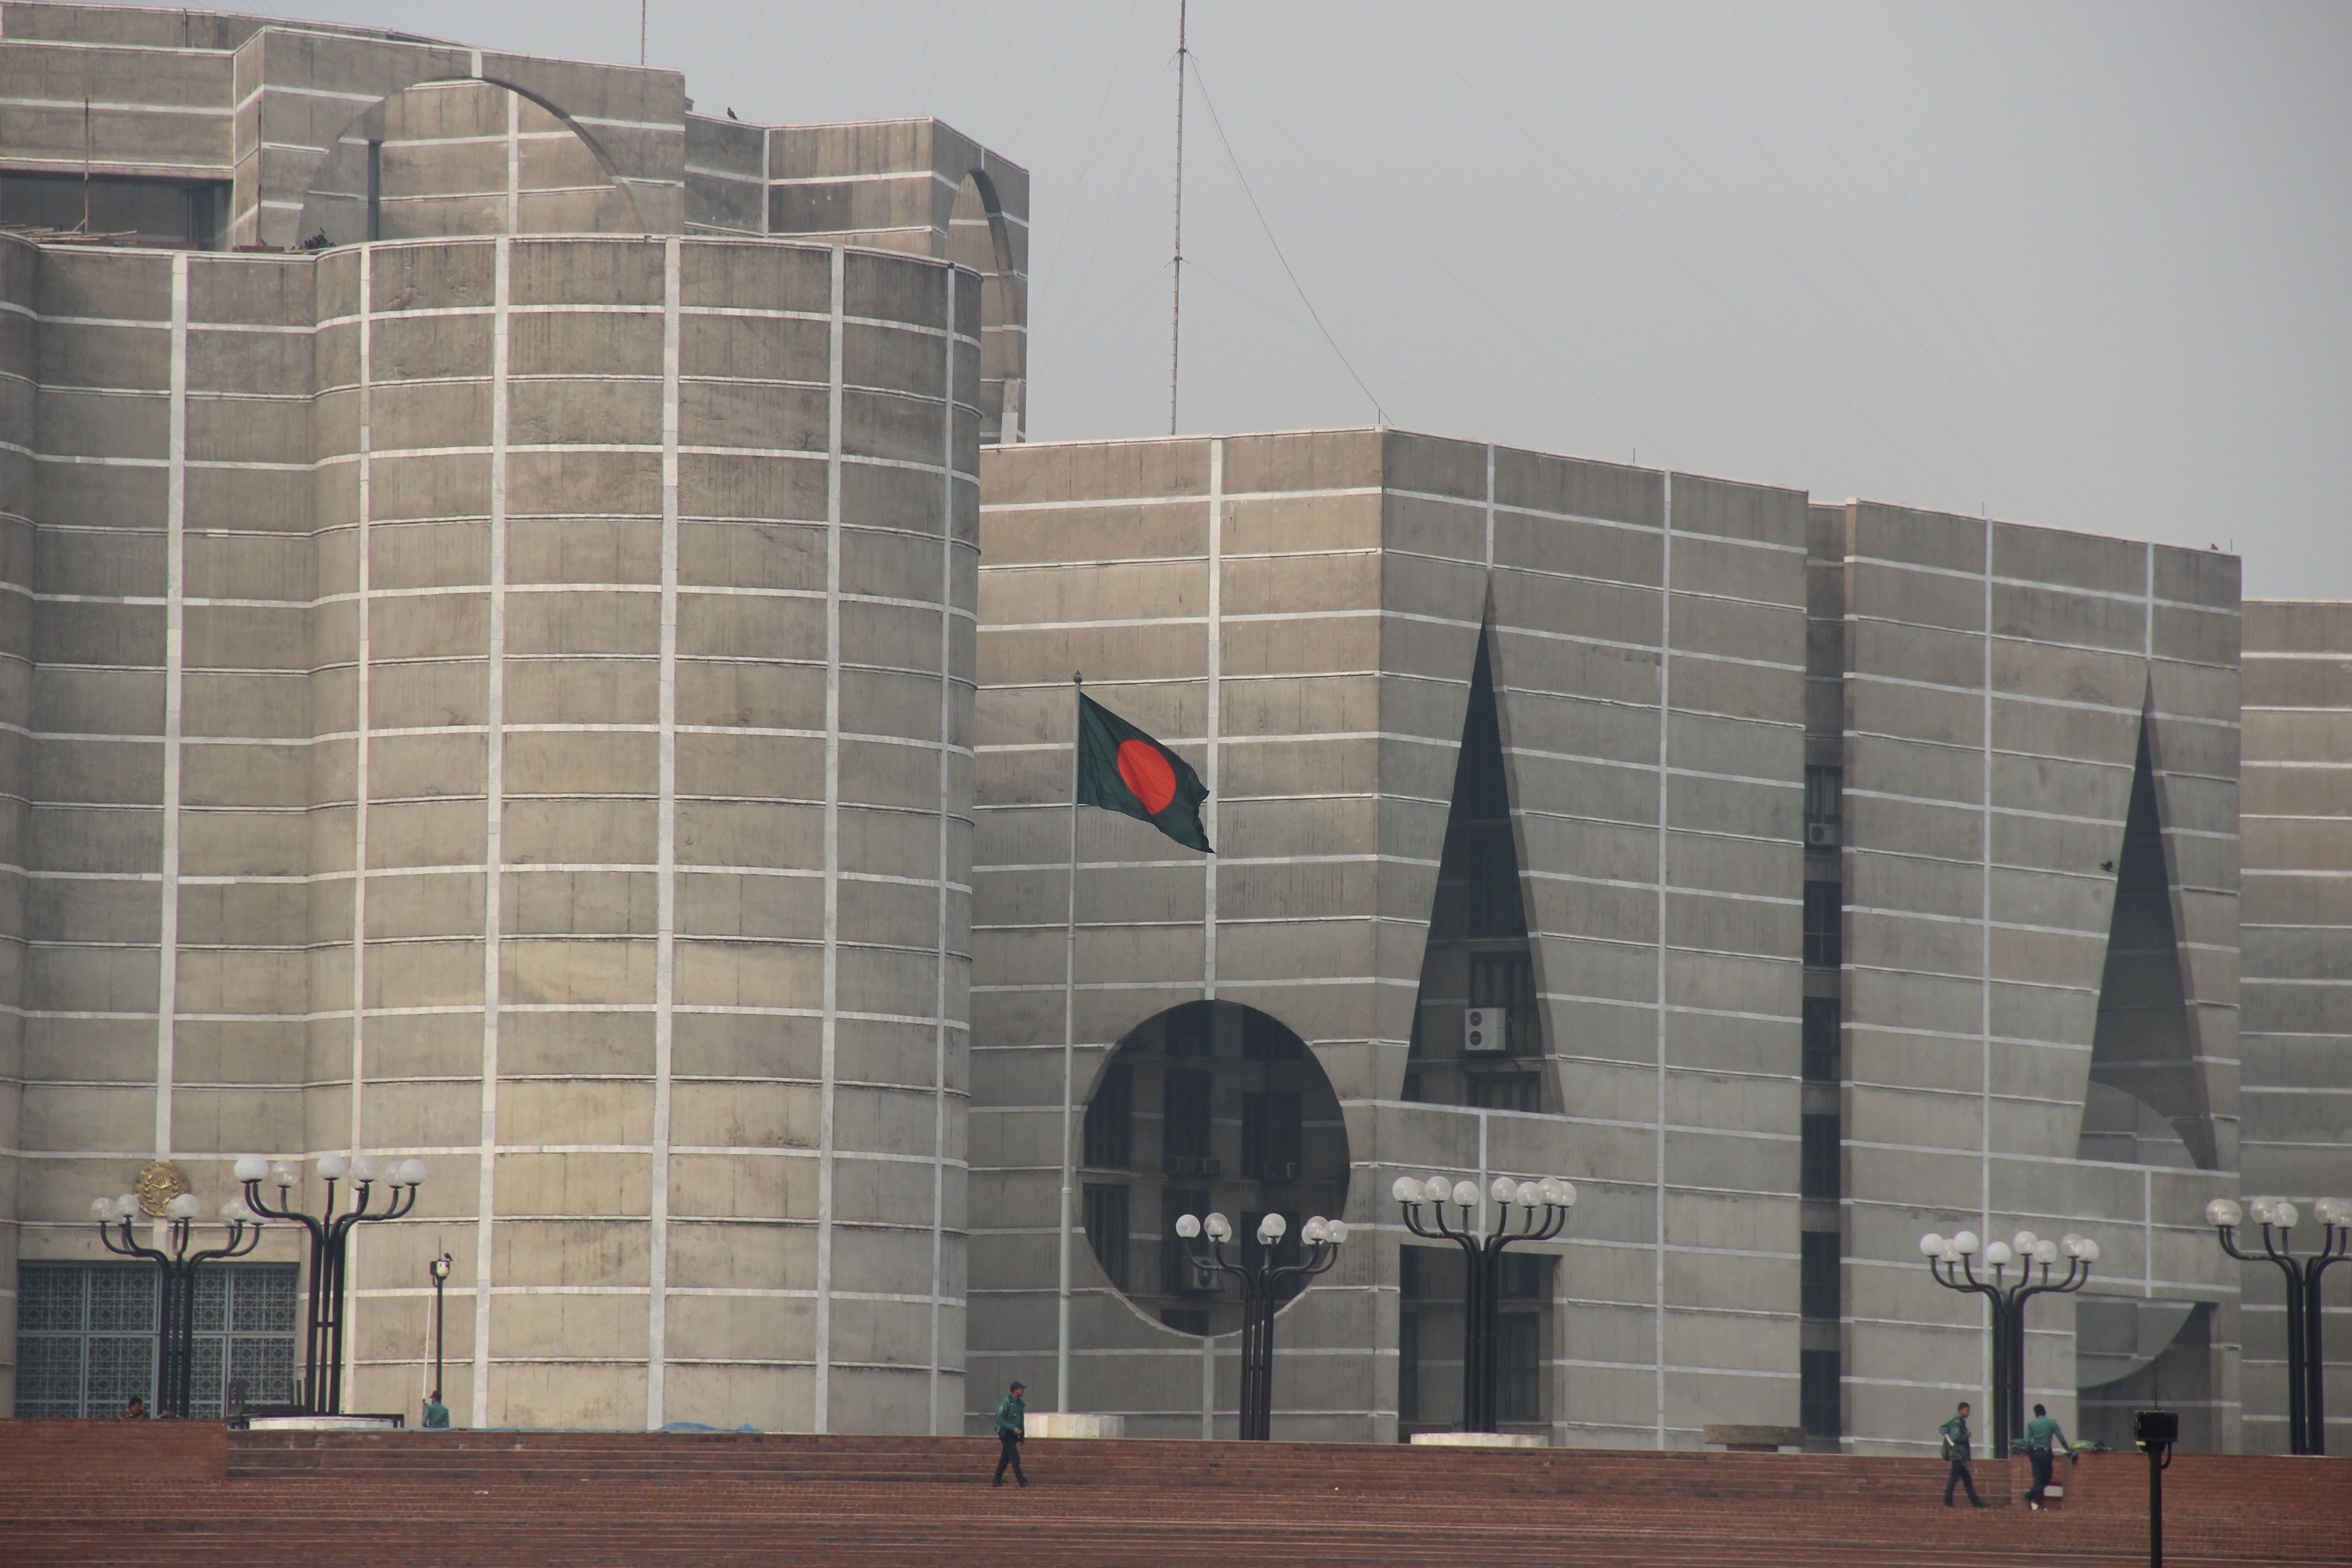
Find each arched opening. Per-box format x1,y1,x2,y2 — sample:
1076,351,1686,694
946,171,1024,443
297,79,643,245
1077,1001,1349,1336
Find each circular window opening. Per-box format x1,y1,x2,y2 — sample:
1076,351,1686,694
1078,1001,1351,1338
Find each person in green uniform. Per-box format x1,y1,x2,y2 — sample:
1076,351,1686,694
2022,1402,2074,1509
1940,1401,1985,1507
992,1380,1028,1487
422,1389,450,1429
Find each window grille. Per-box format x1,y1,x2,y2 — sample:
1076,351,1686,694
1498,1313,1542,1422
12,1263,298,1418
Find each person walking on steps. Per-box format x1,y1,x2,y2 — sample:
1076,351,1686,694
993,1380,1029,1488
2022,1403,2075,1509
1940,1401,1986,1507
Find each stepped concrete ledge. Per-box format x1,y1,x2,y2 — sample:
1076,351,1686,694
3,1421,2345,1568
1410,1431,1546,1447
1023,1413,1123,1439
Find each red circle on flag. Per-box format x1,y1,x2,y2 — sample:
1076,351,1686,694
1117,739,1179,815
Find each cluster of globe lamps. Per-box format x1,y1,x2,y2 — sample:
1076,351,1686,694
1918,1227,2101,1272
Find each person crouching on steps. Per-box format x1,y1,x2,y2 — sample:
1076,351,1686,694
993,1380,1029,1487
1940,1401,1986,1507
2022,1403,2075,1509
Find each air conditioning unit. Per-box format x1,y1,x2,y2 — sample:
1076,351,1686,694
1805,821,1840,848
1177,1255,1221,1294
1464,1008,1508,1053
1265,1161,1301,1183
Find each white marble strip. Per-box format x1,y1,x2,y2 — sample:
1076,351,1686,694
1652,470,1672,1449
812,245,846,1434
644,235,682,1430
1205,437,1225,1001
470,235,513,1426
927,261,956,1435
153,254,187,1161
343,248,375,1401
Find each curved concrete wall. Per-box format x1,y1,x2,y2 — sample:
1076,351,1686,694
2,231,980,1433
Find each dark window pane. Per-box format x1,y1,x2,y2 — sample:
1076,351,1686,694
1802,997,1841,1083
1804,765,1843,824
1242,1092,1302,1181
1083,1183,1129,1293
230,1265,299,1335
1399,1247,1422,1301
15,1335,83,1417
1163,1001,1214,1058
1083,1061,1132,1168
1801,1348,1842,1438
1469,1073,1540,1112
1163,1068,1213,1166
1499,1313,1541,1422
1242,1010,1302,1061
1801,1113,1842,1202
192,1267,229,1333
1499,1252,1546,1300
229,1333,298,1408
1803,882,1842,969
1801,1230,1841,1321
1160,1308,1208,1335
1471,835,1525,938
86,1336,154,1411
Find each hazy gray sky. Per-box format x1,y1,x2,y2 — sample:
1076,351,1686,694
183,1,2348,596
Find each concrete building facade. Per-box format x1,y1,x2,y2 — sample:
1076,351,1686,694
3,2,2342,1454
0,1,1024,1432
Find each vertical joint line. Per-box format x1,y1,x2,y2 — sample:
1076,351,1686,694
813,244,847,1434
646,234,681,1430
1204,437,1222,1000
472,233,512,1426
505,90,521,235
929,260,960,1435
1653,471,1672,1450
155,254,188,1160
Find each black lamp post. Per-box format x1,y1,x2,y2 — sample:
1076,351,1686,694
92,1190,260,1418
1919,1226,2098,1458
2134,1407,2178,1568
2206,1196,2348,1455
427,1251,453,1405
234,1152,426,1414
1172,1209,1344,1441
1393,1173,1575,1435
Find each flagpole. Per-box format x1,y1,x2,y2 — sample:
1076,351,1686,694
1058,672,1081,1413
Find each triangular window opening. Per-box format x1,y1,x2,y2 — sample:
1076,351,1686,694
1403,631,1546,1111
2078,711,2217,1171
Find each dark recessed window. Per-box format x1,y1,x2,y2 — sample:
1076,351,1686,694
1242,1092,1303,1182
1802,997,1841,1083
1801,1348,1841,1439
1163,1001,1214,1058
1163,1068,1212,1169
1804,765,1844,825
1498,1313,1542,1422
1243,1009,1302,1061
1398,1312,1421,1424
1470,834,1526,938
1801,1113,1842,1202
1800,1230,1841,1322
1083,1061,1131,1168
1499,1252,1546,1300
1160,1308,1209,1335
1803,882,1842,970
1161,1188,1211,1295
1083,1183,1129,1293
1468,951,1537,1054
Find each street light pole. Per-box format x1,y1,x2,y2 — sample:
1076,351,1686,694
1919,1227,2098,1457
234,1153,427,1414
1393,1173,1575,1435
1172,1210,1344,1441
92,1191,260,1418
2206,1196,2349,1455
427,1252,453,1402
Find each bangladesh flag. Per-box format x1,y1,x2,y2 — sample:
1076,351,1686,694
1075,692,1213,853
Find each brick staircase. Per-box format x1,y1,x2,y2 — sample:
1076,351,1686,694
2,1421,2345,1567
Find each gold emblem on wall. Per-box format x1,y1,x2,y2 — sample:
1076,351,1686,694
135,1160,192,1217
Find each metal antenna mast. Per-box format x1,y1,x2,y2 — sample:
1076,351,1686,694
1168,0,1187,436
